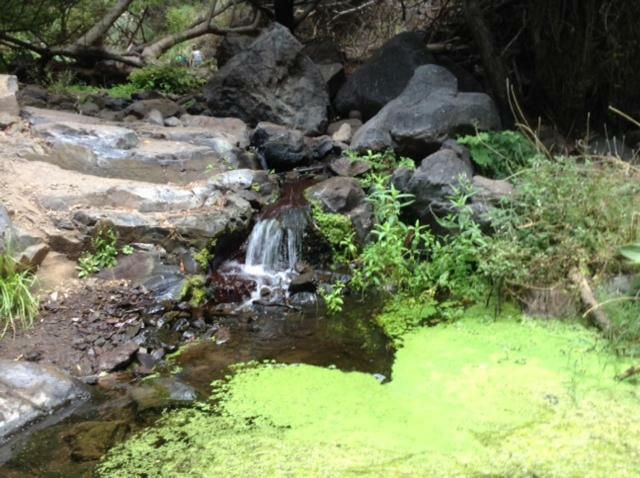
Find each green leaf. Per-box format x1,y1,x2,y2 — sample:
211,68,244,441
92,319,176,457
620,243,640,264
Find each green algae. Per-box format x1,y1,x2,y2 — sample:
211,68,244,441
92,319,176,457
98,315,640,478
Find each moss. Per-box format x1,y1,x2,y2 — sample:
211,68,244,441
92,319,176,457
310,201,355,251
179,275,207,308
98,314,640,478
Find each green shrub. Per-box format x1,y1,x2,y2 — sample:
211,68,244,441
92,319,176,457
129,64,205,95
0,252,38,337
77,226,132,278
480,157,640,291
457,130,539,178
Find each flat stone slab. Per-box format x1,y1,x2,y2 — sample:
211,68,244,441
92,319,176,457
0,360,87,442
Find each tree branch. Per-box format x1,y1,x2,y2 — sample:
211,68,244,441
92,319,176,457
75,0,136,47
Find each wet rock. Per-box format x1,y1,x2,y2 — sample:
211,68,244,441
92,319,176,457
334,32,434,119
288,291,319,307
25,107,232,184
129,377,198,412
288,270,317,294
62,420,129,462
125,98,183,119
16,84,49,108
98,341,139,372
204,23,329,135
0,360,86,441
0,74,20,115
351,65,500,158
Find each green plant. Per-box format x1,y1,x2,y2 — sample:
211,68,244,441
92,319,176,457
129,64,205,95
180,275,208,308
194,246,214,270
620,243,640,265
0,252,38,337
318,281,346,314
480,156,640,292
310,201,358,266
121,245,135,256
457,130,539,178
77,227,120,278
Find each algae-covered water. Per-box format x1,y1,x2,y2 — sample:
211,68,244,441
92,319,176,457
97,310,640,478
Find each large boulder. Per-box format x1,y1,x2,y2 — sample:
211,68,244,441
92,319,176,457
0,360,87,441
204,24,330,135
351,65,500,159
251,122,307,171
0,75,20,116
124,99,183,119
396,143,474,230
334,32,434,120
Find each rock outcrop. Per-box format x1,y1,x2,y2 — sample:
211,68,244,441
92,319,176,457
0,360,87,441
204,24,330,135
351,65,500,158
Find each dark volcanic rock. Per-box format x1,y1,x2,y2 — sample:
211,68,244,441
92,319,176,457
334,32,434,120
204,24,330,135
351,65,500,158
251,122,307,171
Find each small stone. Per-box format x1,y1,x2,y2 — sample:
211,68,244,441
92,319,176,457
97,342,139,372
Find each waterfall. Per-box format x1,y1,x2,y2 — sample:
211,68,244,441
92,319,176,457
218,207,309,305
244,207,307,273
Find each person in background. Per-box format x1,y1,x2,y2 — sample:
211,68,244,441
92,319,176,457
190,46,204,67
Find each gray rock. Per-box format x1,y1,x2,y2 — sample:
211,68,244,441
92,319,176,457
251,122,307,171
331,123,353,144
288,270,316,294
164,116,182,127
288,291,319,307
0,203,12,250
327,119,362,136
204,24,329,135
25,108,232,184
145,109,164,126
0,112,20,129
329,157,371,177
16,85,48,108
180,114,250,148
0,360,86,441
215,32,258,67
402,145,475,230
78,101,100,116
305,177,372,242
98,342,139,372
472,175,515,204
334,32,433,119
351,65,501,158
125,99,182,119
15,243,50,270
0,75,20,116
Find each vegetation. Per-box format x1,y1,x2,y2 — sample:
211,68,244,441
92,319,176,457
128,64,206,95
457,130,539,178
77,226,134,278
97,313,640,477
179,275,208,308
0,252,38,337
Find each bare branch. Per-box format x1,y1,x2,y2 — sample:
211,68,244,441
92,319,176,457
75,0,136,47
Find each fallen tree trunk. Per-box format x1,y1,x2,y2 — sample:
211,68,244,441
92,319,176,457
569,268,611,333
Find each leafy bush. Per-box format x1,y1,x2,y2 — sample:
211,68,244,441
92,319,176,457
480,157,640,292
180,275,208,308
310,201,358,265
0,252,38,337
129,64,205,95
77,226,132,278
457,130,539,178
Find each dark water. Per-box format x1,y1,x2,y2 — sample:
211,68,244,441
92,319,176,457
0,300,392,478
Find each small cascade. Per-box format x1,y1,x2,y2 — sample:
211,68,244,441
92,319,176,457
221,207,309,305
